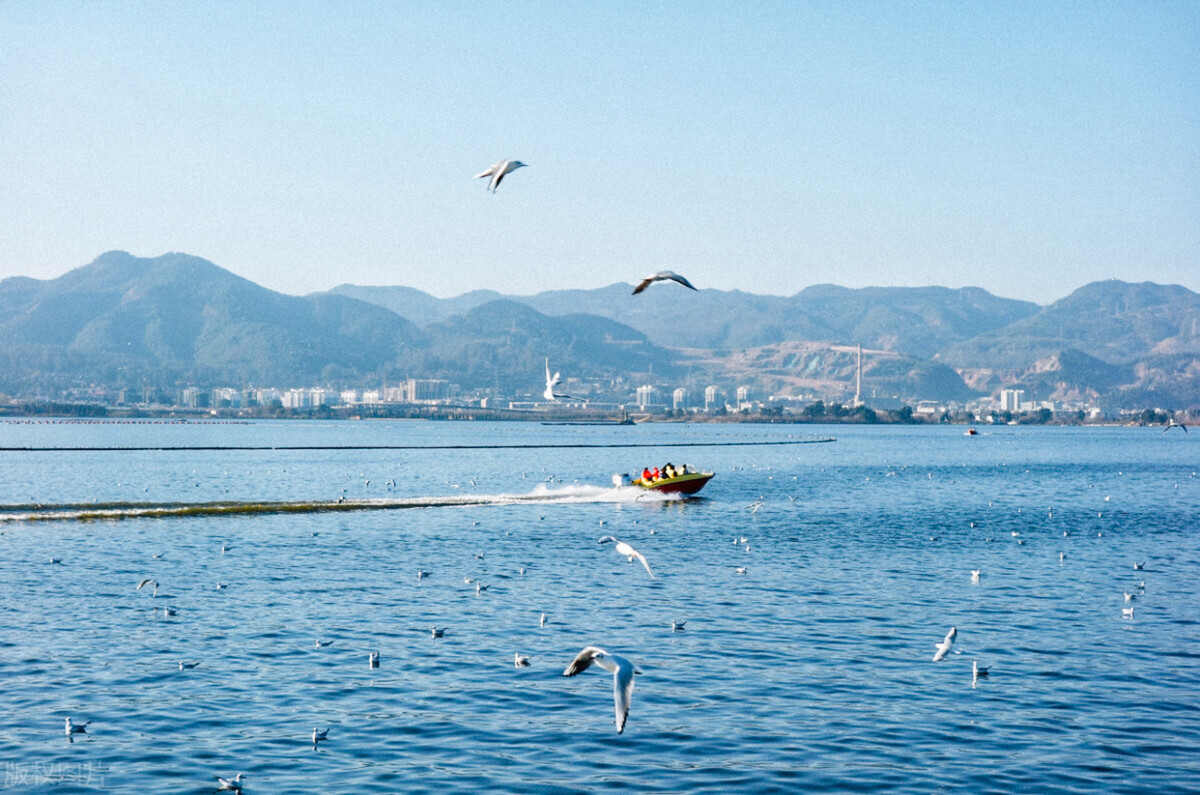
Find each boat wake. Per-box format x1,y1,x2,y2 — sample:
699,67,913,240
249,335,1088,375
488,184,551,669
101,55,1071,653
0,484,682,524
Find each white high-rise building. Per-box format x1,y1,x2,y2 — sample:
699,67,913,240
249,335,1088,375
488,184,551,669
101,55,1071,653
673,387,688,410
636,385,655,408
704,385,721,410
1000,389,1026,412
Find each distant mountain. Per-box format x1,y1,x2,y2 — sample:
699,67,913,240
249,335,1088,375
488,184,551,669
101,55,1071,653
0,251,428,393
332,282,1039,358
2,253,1196,409
418,300,677,395
943,280,1200,408
0,252,675,398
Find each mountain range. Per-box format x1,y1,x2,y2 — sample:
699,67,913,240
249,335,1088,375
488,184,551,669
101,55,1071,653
1,251,1197,410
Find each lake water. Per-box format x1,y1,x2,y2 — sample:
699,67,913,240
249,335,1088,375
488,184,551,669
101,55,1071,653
1,420,1198,793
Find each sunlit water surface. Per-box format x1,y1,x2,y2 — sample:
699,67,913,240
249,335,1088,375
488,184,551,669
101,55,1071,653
1,421,1198,793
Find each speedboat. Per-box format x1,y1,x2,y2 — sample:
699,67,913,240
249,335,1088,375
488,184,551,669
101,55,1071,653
615,467,714,495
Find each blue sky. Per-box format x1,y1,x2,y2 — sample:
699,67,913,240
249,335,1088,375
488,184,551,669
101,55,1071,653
1,1,1196,303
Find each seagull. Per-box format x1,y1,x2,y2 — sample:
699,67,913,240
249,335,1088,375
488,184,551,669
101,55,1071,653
475,158,527,192
598,536,655,579
369,651,380,669
215,773,245,792
671,620,687,632
162,607,177,617
539,612,547,628
215,582,228,590
475,582,489,596
312,727,329,749
1122,606,1135,619
973,661,990,678
632,270,698,295
563,646,642,734
48,557,63,564
735,566,748,575
431,626,445,638
315,639,334,648
970,570,980,583
515,652,531,667
136,578,158,597
543,358,581,401
932,626,956,662
179,661,200,671
1134,561,1146,570
65,717,89,736
1164,418,1188,433
417,569,428,581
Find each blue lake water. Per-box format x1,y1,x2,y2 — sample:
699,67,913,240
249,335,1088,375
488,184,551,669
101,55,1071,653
1,420,1198,793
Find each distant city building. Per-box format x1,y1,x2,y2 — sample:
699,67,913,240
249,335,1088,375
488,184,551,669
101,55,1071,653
673,387,689,410
1000,389,1026,412
340,389,359,405
361,389,381,404
280,389,308,409
736,385,752,403
704,385,721,411
180,387,204,408
636,385,655,409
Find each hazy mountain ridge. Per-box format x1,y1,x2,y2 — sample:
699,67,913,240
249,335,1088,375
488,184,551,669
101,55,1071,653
1,252,1197,409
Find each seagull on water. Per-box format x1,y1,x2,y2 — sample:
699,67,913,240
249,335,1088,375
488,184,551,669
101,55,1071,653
598,536,655,579
515,652,531,667
1134,561,1146,570
933,627,957,662
540,612,547,628
475,158,527,192
970,570,980,583
312,727,329,749
369,651,380,668
1122,606,1135,619
65,717,89,737
315,639,334,648
563,646,642,734
431,626,446,638
179,661,200,671
973,661,989,679
632,270,698,295
671,620,687,632
215,773,245,792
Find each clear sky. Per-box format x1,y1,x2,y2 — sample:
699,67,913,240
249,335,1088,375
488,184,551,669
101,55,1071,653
2,1,1197,303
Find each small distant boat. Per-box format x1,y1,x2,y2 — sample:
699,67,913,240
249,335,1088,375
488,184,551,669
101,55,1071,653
615,467,714,495
965,427,978,436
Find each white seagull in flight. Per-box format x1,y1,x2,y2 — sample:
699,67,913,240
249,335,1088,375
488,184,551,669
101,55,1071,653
475,158,527,192
563,646,643,733
632,270,698,295
932,626,956,662
598,536,655,579
543,358,580,401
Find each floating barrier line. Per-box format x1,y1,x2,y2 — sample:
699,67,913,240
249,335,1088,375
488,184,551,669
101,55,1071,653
0,438,834,452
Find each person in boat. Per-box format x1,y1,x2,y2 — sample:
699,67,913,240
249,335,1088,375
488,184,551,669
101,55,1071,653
663,463,676,479
652,466,661,480
642,467,653,481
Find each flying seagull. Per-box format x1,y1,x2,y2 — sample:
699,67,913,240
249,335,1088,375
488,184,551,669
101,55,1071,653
932,626,957,662
544,358,581,401
598,536,655,579
563,646,642,734
475,158,527,192
632,270,698,295
136,578,158,597
1164,419,1188,433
